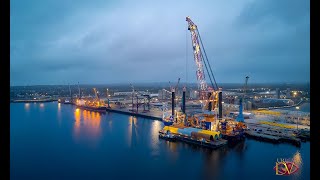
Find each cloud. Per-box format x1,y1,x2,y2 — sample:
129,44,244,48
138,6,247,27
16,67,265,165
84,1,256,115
10,0,310,85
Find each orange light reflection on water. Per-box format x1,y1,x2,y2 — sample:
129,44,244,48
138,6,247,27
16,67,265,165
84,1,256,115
74,108,81,136
73,109,102,144
292,150,302,167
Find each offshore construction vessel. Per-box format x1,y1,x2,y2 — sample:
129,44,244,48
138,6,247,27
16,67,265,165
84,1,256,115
159,16,246,148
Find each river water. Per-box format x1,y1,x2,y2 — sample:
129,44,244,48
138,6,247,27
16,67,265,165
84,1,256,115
10,102,310,180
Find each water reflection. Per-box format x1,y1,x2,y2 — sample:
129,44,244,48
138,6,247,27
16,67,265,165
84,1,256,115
74,108,81,136
128,116,138,148
150,121,162,157
201,147,228,179
73,109,102,145
57,103,62,125
165,141,179,162
292,150,303,178
24,103,30,111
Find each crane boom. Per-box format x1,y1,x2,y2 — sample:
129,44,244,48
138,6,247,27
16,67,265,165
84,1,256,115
186,16,220,112
186,16,207,95
172,78,180,92
93,88,99,100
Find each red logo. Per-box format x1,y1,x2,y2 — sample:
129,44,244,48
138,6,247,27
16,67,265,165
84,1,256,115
274,159,299,175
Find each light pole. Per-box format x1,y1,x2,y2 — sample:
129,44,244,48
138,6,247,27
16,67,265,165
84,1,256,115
296,106,300,130
106,88,110,108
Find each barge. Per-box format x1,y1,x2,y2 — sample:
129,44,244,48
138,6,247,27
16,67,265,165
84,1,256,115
159,126,227,149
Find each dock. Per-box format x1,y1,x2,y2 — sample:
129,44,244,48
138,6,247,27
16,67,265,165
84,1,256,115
245,130,281,143
11,98,55,103
244,130,301,147
106,108,163,120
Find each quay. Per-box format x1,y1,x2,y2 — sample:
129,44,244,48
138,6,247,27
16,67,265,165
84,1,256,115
245,130,281,143
11,98,55,103
105,108,162,120
244,130,301,147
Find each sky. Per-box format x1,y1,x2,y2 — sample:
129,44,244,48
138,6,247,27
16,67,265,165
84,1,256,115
10,0,310,86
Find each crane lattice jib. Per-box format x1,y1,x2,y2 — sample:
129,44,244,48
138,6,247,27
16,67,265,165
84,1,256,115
186,16,207,92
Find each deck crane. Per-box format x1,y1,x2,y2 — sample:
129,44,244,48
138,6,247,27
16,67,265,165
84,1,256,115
186,16,220,114
93,88,99,100
93,88,103,106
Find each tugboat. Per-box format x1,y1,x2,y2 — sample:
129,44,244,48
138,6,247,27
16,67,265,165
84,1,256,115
159,129,176,141
219,119,246,146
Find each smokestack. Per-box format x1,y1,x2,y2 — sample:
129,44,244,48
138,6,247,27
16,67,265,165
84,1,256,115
182,87,186,114
218,90,222,119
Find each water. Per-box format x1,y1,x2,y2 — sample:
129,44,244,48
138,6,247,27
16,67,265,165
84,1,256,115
10,102,310,180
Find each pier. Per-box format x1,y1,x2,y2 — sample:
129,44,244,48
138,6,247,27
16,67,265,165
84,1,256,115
244,130,301,147
105,108,162,120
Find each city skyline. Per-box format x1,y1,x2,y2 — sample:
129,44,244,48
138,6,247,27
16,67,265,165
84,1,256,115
10,0,310,86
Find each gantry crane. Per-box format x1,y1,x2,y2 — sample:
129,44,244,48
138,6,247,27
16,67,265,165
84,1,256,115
130,84,150,112
186,16,220,113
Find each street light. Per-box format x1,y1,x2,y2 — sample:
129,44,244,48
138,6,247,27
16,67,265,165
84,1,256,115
106,88,110,108
295,106,300,130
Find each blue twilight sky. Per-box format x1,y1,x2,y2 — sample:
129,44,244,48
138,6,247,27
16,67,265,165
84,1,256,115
10,0,310,86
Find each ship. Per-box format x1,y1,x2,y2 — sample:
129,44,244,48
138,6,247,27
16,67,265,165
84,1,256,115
63,98,72,104
74,87,107,113
219,119,246,144
75,98,107,113
75,104,107,113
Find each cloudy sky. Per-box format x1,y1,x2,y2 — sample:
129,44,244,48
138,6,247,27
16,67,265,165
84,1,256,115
10,0,310,86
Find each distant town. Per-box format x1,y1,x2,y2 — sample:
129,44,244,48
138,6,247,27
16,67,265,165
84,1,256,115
10,82,309,110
